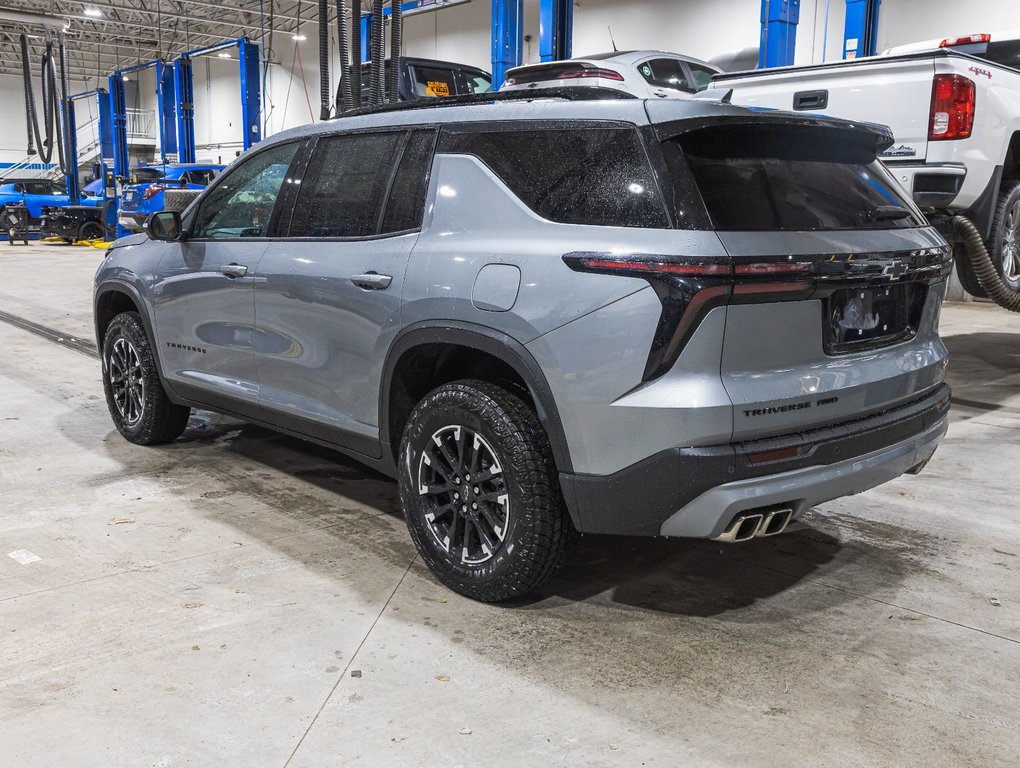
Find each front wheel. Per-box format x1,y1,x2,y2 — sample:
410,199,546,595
78,221,105,242
398,380,572,602
988,181,1020,293
101,312,190,445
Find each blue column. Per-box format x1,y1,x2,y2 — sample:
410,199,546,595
156,61,178,161
492,0,524,88
238,38,262,149
539,0,573,62
758,0,801,68
173,58,196,163
107,74,129,181
843,0,881,59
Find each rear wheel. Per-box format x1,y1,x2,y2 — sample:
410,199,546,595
78,221,104,241
988,181,1020,293
398,380,572,602
102,312,190,445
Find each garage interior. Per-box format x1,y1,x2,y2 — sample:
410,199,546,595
1,1,1019,766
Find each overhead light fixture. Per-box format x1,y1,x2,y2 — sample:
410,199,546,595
84,7,102,17
122,75,128,81
292,33,307,41
217,52,231,58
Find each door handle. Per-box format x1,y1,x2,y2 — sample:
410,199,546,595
219,263,248,279
654,90,669,98
351,272,393,291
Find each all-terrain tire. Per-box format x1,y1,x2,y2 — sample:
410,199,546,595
986,180,1020,293
101,312,190,445
398,380,572,602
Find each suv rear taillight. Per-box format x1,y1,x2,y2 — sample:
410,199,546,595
556,66,625,82
929,74,975,140
939,33,990,47
142,184,166,200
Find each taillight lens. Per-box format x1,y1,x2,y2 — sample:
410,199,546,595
556,66,625,82
939,33,990,47
142,184,165,200
929,74,975,140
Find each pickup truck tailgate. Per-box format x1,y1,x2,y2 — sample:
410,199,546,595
719,57,936,162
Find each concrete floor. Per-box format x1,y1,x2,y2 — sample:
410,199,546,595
1,242,1018,767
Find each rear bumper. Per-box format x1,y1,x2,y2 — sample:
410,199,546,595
118,213,146,231
559,384,950,538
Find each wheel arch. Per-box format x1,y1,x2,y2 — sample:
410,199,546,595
380,322,573,476
94,280,175,394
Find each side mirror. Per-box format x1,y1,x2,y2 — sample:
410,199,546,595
144,211,183,242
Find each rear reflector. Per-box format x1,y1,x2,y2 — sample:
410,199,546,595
746,446,802,465
939,33,990,47
929,74,975,140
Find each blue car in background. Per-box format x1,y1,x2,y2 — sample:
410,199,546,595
118,163,222,231
0,178,105,224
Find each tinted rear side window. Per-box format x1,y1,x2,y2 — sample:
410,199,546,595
382,129,436,233
984,39,1020,70
672,125,925,231
289,133,401,238
411,66,456,97
442,126,669,229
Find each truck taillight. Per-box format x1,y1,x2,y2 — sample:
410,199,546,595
938,33,990,47
929,74,975,140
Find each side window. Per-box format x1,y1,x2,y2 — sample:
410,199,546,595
687,63,717,91
637,58,693,93
441,126,669,229
288,132,402,238
382,129,437,233
191,141,299,239
462,73,492,95
411,66,455,98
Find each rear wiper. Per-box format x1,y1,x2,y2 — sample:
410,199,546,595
869,205,912,221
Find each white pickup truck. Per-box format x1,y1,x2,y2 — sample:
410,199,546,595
712,32,1020,297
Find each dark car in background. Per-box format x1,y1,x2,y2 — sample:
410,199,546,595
355,56,492,101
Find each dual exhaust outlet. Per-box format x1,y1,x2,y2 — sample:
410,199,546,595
715,507,793,543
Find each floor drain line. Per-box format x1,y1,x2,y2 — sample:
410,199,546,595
0,310,98,359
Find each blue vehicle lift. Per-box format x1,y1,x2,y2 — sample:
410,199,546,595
539,0,573,62
759,0,801,68
62,89,117,232
173,37,262,164
843,0,882,59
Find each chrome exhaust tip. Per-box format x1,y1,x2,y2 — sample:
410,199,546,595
757,507,793,537
715,512,764,543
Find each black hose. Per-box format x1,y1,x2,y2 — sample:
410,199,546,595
20,35,36,155
336,0,353,111
952,215,1020,312
318,0,331,119
370,0,385,106
351,0,362,108
387,0,402,103
59,34,71,177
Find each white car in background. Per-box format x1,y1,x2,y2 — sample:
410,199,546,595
499,50,720,98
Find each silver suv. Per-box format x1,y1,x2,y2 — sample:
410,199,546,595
94,92,952,601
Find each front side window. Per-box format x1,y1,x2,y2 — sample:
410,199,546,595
687,64,717,91
637,58,693,93
442,125,669,229
288,133,402,238
463,73,492,94
191,142,299,239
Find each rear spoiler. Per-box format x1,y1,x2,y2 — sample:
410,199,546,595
646,102,895,157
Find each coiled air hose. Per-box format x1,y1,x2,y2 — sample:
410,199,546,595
370,0,385,105
387,0,402,103
336,0,354,112
20,33,66,172
951,215,1020,312
351,0,362,108
318,0,331,119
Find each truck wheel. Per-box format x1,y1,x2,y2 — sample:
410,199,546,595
78,221,104,241
398,380,572,602
101,312,190,445
988,181,1020,293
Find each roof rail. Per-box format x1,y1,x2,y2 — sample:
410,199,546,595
330,86,638,119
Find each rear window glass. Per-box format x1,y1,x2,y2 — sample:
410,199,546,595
505,63,589,85
984,40,1020,70
412,66,456,98
673,125,925,231
441,126,669,229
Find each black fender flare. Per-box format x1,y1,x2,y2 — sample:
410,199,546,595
380,321,574,475
94,279,177,399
